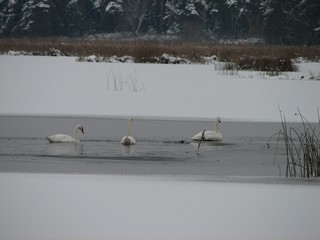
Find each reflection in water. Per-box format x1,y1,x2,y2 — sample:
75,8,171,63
190,141,224,153
46,143,84,156
0,136,293,179
121,145,134,156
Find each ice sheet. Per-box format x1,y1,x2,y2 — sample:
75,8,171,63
1,56,319,122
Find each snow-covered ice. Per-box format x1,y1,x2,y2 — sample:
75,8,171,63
0,173,319,240
0,55,319,122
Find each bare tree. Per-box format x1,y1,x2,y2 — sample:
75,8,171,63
122,0,152,35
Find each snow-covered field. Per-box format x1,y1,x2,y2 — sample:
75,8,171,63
0,55,320,240
0,55,319,121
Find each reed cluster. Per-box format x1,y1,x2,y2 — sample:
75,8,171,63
270,109,320,178
1,37,319,71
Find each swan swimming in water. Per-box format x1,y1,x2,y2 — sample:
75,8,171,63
191,117,222,141
47,124,84,143
120,117,136,146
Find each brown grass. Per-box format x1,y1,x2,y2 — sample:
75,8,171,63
0,37,319,68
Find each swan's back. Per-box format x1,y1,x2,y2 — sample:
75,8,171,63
203,130,222,141
47,134,76,143
191,130,222,141
121,136,136,146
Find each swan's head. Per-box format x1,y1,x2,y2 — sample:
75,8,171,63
76,125,84,134
217,117,221,123
128,117,134,122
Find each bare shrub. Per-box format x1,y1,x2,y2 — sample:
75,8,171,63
214,62,238,75
237,56,297,72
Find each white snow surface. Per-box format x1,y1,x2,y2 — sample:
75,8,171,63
0,55,319,122
1,55,320,240
0,173,319,240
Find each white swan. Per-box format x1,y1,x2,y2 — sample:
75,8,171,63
191,117,222,141
47,124,84,143
120,117,136,146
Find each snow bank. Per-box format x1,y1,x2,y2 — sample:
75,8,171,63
0,55,319,122
0,172,319,240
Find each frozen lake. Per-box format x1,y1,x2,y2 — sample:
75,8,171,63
1,55,320,240
1,116,316,184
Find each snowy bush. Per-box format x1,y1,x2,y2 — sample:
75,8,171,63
156,53,190,64
106,55,135,63
48,48,63,56
8,50,29,56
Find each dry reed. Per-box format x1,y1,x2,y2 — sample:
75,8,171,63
0,37,319,71
269,108,320,178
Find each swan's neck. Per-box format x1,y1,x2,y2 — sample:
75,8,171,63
214,120,220,132
127,120,132,136
74,127,80,143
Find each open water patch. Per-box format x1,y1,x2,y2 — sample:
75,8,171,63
0,115,315,182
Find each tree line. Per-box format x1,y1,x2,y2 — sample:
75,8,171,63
0,0,319,45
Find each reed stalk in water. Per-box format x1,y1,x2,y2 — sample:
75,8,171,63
196,130,206,155
269,108,320,178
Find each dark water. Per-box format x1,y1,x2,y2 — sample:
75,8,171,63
0,116,317,183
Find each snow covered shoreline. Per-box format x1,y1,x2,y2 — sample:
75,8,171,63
0,55,319,122
0,172,319,240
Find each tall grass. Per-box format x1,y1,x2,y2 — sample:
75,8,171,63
1,37,319,60
269,108,320,178
1,37,319,71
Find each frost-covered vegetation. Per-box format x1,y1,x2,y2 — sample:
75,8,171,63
0,0,319,45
